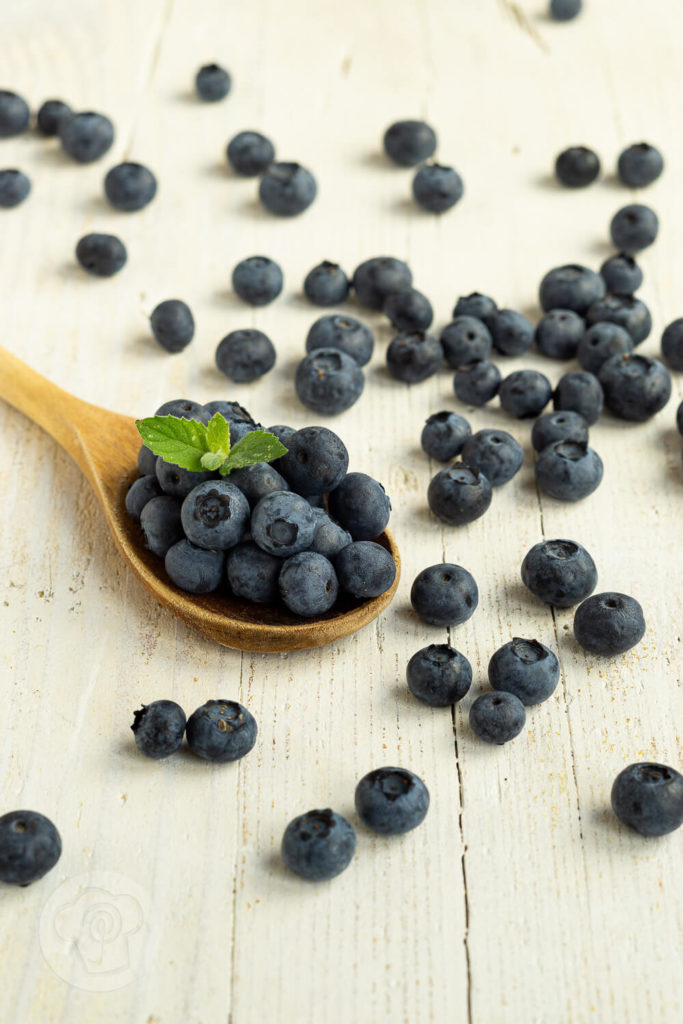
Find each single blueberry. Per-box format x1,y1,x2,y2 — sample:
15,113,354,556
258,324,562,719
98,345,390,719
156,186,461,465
406,645,472,707
226,541,282,604
138,443,158,476
139,495,184,557
278,551,339,616
410,562,478,627
617,143,664,188
598,353,671,421
539,264,606,315
530,410,589,453
228,462,290,510
0,169,31,208
203,400,255,426
386,330,443,383
0,90,30,137
535,440,603,501
226,130,274,176
181,479,250,550
488,637,560,706
150,299,195,353
577,322,633,375
452,292,497,325
660,319,683,372
303,261,350,306
60,111,114,162
0,810,61,885
352,256,413,310
251,491,317,557
383,288,434,332
165,539,225,593
126,474,163,520
131,700,186,759
469,692,526,745
186,700,257,762
327,472,391,541
554,145,599,187
305,314,374,366
334,541,396,598
440,316,493,368
156,398,212,423
281,809,356,881
412,162,464,213
599,253,643,296
427,463,492,526
453,359,502,407
383,120,437,167
278,425,348,497
295,347,365,414
535,309,584,360
499,369,552,419
677,400,683,437
490,309,534,357
258,161,317,216
215,329,276,382
461,429,524,486
585,294,651,345
195,63,232,101
308,508,352,559
355,767,429,835
521,538,597,607
156,456,213,499
553,370,604,425
232,256,283,306
104,162,157,211
574,592,645,656
550,0,582,20
75,233,126,277
610,204,658,254
420,410,472,462
36,99,72,136
611,763,683,837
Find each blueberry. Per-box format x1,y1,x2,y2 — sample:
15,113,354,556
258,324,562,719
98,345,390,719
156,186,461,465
195,63,231,101
131,700,186,759
677,400,683,437
60,111,114,162
383,288,434,332
610,204,658,254
295,348,364,414
420,411,472,462
599,253,643,296
499,369,552,419
232,256,283,306
0,169,31,208
617,143,664,188
427,463,492,526
539,264,606,315
104,161,157,212
204,400,255,426
251,491,316,556
554,145,599,187
660,319,683,372
452,292,498,325
355,767,429,835
383,119,437,167
156,398,212,423
226,130,274,176
531,410,589,453
258,161,317,216
550,0,582,20
303,261,350,306
469,692,526,745
165,538,225,593
186,700,257,762
226,541,282,604
412,162,464,213
453,359,502,406
334,541,396,598
574,592,645,656
534,309,584,360
0,810,61,885
584,294,652,345
352,256,412,310
156,456,213,498
490,309,534,357
598,353,671,421
308,508,352,559
488,637,559,706
281,809,356,881
577,322,633,375
461,429,523,486
611,763,683,837
279,551,339,616
278,425,348,496
150,299,195,353
215,329,276,382
181,480,249,550
228,420,261,444
126,474,163,520
75,233,126,277
327,472,391,540
139,495,184,556
305,314,374,366
410,562,478,627
406,644,472,707
0,90,30,137
535,440,603,501
228,462,290,509
521,538,597,607
36,99,72,136
386,330,442,383
553,370,604,425
138,443,158,476
440,316,493,368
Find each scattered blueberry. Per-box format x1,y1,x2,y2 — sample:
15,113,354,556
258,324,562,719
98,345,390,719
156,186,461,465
75,233,127,277
305,314,374,366
139,495,184,556
353,256,412,310
195,63,232,102
499,369,552,419
386,330,443,383
232,256,283,306
599,253,643,296
186,699,257,762
294,347,365,414
554,145,599,187
489,309,534,357
488,638,559,706
0,810,61,885
584,294,652,345
60,111,114,162
279,551,339,616
410,562,478,627
281,808,356,881
469,692,526,745
521,538,597,607
420,411,472,462
0,169,31,208
258,161,317,216
461,429,523,486
453,359,502,406
531,410,589,452
677,400,683,437
104,161,157,211
383,288,434,332
550,0,582,21
334,541,396,598
412,162,464,213
0,90,30,137
383,119,437,167
427,463,492,526
617,143,664,188
535,440,604,501
125,474,163,520
215,328,276,382
553,370,604,424
610,204,659,254
535,309,584,360
355,767,429,835
226,541,282,604
226,130,274,176
660,319,683,372
577,322,633,375
180,480,250,550
303,261,350,306
574,592,645,656
611,763,683,837
165,539,225,593
539,264,606,315
327,472,391,540
440,316,493,368
150,299,195,353
251,491,317,557
598,353,671,421
406,644,472,707
452,292,497,325
36,99,72,136
131,700,186,759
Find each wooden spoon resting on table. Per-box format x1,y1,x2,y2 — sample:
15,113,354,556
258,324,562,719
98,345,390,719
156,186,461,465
0,346,400,652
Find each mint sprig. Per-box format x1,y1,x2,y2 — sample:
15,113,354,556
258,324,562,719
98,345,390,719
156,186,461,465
135,412,288,476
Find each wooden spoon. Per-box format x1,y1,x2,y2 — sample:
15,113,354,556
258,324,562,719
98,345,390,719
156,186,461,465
0,345,400,653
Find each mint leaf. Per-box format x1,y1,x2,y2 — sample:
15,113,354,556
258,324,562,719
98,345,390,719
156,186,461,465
206,411,232,453
200,451,226,471
136,415,210,471
219,430,288,475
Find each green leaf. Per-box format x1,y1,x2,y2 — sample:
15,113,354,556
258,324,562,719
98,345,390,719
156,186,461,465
200,451,227,471
136,415,210,472
206,411,232,454
219,430,288,475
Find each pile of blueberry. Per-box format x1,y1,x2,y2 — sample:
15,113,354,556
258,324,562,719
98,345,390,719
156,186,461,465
126,398,396,617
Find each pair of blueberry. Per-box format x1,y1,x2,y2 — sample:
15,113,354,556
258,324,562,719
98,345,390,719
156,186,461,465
131,698,257,763
555,141,663,190
382,119,464,214
226,128,316,215
281,766,430,882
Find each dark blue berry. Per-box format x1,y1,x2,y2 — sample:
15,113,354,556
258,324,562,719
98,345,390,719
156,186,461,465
251,491,316,557
677,400,683,436
521,538,597,607
488,637,559,706
490,309,534,356
258,161,317,216
453,359,502,406
577,322,633,375
585,294,651,345
60,111,114,162
186,700,257,762
553,370,604,424
150,299,195,353
303,261,350,306
181,480,249,550
531,410,589,452
452,292,497,325
156,456,213,498
204,400,254,425
215,329,276,382
226,541,282,604
278,425,348,496
305,314,374,366
660,319,683,372
600,253,643,296
406,645,472,707
598,353,671,421
232,256,283,306
554,145,599,187
420,411,472,462
383,120,437,167
156,398,212,423
551,0,582,17
386,330,442,383
308,508,352,559
140,495,184,556
0,169,30,208
0,90,29,137
195,63,231,101
165,539,225,593
610,204,658,254
461,429,523,486
266,423,295,447
0,810,61,885
617,143,664,188
535,440,603,501
104,162,157,211
499,369,552,419
574,592,645,656
469,692,526,745
383,288,433,332
410,562,478,627
327,472,391,540
427,463,492,526
353,256,412,310
75,233,126,277
334,541,396,598
138,443,158,476
539,264,605,315
412,163,463,213
126,474,163,519
281,809,356,881
36,99,71,136
295,348,364,414
279,551,339,616
535,309,584,360
611,763,683,837
228,462,290,509
355,767,429,835
226,130,274,176
440,316,493,368
131,700,186,759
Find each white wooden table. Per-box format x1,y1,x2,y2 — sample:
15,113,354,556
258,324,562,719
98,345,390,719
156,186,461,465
1,1,681,1021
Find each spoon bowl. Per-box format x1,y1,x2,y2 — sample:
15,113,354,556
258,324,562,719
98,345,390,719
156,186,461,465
0,345,400,652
